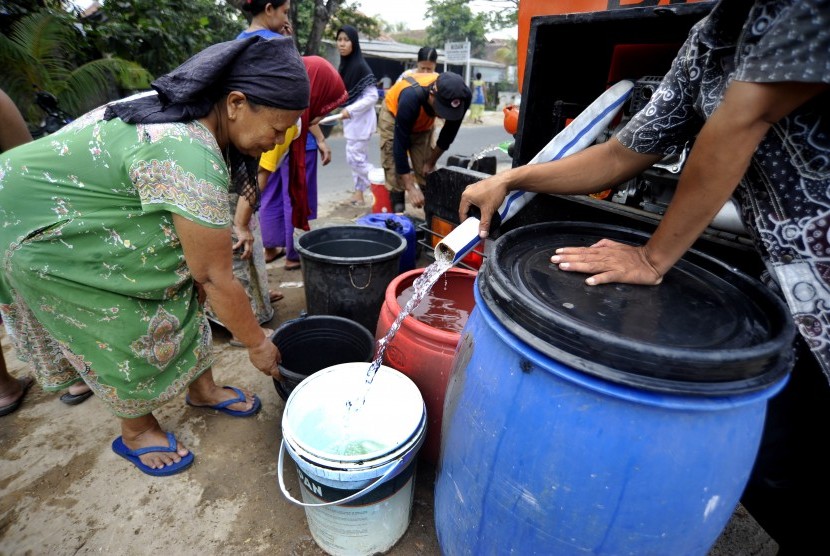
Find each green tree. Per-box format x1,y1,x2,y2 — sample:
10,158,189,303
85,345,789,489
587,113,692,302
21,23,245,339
226,1,380,56
476,0,518,30
0,9,152,126
327,2,382,42
85,0,246,78
426,0,488,57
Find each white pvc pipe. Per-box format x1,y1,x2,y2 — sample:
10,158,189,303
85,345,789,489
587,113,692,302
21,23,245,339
435,79,636,265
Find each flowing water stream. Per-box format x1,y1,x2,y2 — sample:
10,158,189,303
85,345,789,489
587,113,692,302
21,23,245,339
347,250,454,412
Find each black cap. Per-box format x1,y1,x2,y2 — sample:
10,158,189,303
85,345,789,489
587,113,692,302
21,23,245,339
432,72,471,121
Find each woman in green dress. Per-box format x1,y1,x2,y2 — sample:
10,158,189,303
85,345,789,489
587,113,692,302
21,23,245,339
0,36,309,476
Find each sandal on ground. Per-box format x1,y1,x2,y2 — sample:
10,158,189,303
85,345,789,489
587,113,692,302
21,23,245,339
269,290,284,302
111,432,194,476
0,376,34,417
60,388,93,406
284,260,301,271
185,385,261,417
265,247,286,263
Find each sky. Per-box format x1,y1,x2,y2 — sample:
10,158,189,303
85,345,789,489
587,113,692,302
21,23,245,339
356,0,432,28
356,0,517,38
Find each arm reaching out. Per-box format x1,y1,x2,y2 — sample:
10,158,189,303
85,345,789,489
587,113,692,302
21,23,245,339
173,214,281,378
552,80,829,286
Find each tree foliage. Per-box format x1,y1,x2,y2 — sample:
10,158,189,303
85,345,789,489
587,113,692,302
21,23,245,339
327,2,382,41
226,0,378,55
426,0,488,57
475,0,518,30
85,0,246,78
0,9,152,124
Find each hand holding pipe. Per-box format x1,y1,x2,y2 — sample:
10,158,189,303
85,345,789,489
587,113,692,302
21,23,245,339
317,113,343,126
436,80,636,266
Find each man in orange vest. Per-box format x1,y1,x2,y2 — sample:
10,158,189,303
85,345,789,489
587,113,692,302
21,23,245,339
379,71,471,212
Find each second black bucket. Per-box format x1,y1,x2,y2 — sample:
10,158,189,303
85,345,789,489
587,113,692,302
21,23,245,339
271,315,375,401
297,225,406,333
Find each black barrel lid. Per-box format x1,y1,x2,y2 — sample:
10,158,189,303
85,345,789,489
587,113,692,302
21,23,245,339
479,222,795,395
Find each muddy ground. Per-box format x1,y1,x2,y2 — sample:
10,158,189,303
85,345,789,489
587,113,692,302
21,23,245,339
1,181,777,555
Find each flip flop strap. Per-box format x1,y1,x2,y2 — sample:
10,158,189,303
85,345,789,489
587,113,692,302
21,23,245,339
211,386,245,410
126,432,177,457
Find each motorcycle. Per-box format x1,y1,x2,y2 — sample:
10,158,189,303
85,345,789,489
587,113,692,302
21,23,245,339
29,90,73,139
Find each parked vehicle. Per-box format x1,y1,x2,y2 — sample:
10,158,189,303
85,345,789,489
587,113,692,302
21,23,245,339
29,90,73,139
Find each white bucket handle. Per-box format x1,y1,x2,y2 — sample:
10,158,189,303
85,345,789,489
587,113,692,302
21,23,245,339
277,439,409,508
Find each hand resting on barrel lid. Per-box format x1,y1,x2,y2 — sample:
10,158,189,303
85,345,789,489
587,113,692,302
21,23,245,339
459,1,830,550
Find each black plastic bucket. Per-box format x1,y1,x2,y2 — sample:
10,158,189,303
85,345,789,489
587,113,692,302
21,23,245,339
296,225,406,333
271,315,376,401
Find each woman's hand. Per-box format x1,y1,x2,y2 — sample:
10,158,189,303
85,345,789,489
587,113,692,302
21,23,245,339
340,109,351,120
318,140,332,166
247,331,282,379
232,221,255,260
550,239,663,286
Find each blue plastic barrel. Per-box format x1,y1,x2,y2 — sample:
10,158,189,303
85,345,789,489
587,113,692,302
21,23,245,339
356,213,416,273
434,222,794,555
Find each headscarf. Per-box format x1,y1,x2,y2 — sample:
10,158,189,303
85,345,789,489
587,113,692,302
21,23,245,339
336,25,376,107
289,56,348,231
104,35,310,211
104,35,308,123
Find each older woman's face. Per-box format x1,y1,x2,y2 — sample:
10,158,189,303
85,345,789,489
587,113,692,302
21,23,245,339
231,101,303,158
336,32,353,57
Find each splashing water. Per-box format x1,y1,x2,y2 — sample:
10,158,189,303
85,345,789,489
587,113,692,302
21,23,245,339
471,144,504,162
347,250,455,412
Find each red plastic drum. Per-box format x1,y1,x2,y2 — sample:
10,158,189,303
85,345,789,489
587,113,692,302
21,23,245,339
375,267,477,464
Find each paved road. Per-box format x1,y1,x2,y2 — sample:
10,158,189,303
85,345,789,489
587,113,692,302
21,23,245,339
316,118,514,207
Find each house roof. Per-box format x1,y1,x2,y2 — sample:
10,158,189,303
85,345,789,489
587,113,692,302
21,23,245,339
323,38,506,69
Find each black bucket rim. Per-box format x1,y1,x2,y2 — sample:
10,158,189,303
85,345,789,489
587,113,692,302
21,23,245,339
296,224,406,265
480,221,795,396
271,314,377,401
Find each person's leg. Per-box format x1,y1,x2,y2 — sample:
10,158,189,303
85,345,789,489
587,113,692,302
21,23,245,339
740,337,830,553
184,367,258,413
118,412,190,470
409,128,434,187
282,164,300,268
346,138,372,204
306,149,318,221
378,105,404,211
261,160,289,261
0,351,33,414
259,168,282,260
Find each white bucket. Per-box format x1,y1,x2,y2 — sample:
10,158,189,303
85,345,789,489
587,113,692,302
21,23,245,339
279,362,427,556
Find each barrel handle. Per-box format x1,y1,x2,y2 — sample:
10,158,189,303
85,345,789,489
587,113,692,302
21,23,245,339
348,264,372,290
277,439,409,508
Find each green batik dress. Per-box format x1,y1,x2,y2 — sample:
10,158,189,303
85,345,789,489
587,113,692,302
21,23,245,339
0,105,230,418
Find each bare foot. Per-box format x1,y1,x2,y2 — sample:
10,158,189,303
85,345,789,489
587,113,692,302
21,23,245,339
68,382,90,396
186,383,258,414
120,416,189,470
0,376,33,413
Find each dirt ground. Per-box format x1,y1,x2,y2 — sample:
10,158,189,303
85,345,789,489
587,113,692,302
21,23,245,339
1,162,777,555
0,194,443,555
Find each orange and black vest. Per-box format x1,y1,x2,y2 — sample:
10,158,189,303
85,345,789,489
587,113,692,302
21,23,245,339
384,73,439,133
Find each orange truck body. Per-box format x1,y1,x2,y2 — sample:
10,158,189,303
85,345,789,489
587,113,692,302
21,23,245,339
517,0,709,92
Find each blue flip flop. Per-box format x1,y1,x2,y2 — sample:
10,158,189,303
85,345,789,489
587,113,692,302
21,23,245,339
111,432,194,476
185,386,261,417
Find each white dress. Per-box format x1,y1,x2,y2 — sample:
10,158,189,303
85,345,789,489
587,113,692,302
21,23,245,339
342,85,379,192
